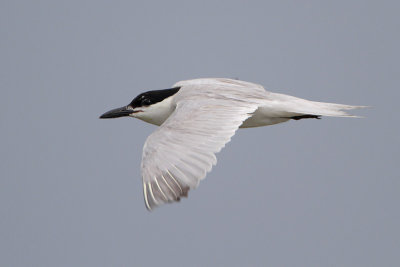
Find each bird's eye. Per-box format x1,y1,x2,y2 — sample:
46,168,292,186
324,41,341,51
142,99,151,106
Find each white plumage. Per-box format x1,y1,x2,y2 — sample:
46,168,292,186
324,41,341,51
100,78,365,210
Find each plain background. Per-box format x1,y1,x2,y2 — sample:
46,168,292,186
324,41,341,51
1,1,399,266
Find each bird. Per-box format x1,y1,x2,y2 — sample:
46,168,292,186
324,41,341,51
100,78,365,211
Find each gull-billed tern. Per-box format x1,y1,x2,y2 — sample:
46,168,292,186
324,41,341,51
100,78,365,211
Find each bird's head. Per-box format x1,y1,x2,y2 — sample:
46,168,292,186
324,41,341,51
99,87,180,125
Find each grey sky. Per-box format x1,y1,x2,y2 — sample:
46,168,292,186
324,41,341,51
1,0,399,266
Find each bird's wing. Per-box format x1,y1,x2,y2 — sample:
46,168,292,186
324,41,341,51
141,81,266,210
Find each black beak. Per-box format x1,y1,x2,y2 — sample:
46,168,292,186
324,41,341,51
99,106,134,119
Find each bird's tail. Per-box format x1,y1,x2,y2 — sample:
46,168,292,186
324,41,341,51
268,93,367,118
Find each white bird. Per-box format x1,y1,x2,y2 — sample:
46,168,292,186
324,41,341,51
100,78,365,211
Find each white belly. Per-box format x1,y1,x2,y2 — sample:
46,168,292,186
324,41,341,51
137,102,291,128
240,106,290,128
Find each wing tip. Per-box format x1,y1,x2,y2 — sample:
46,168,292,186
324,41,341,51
143,183,153,211
142,179,191,211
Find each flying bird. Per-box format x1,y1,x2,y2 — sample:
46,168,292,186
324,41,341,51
100,78,364,210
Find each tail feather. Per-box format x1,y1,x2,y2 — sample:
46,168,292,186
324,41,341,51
269,93,367,118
